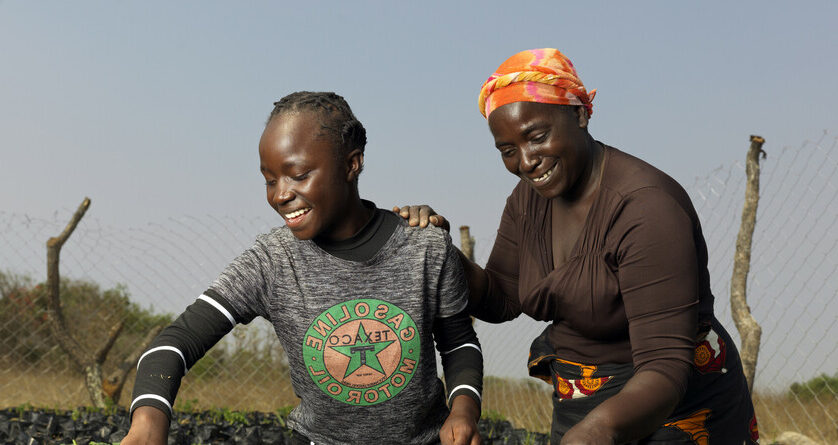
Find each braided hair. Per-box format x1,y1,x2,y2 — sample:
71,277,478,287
267,92,367,164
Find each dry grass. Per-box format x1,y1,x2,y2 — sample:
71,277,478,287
0,365,553,431
754,392,838,443
0,363,298,413
2,366,836,442
173,367,299,413
482,376,553,433
0,365,89,408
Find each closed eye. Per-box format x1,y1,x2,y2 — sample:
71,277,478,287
531,132,548,143
292,171,311,181
496,142,517,157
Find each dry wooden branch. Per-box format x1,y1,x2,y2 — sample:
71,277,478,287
94,320,125,365
45,198,91,369
459,226,475,262
730,135,766,393
44,197,137,408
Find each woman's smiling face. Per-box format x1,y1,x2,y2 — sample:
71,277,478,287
488,102,592,200
259,111,359,241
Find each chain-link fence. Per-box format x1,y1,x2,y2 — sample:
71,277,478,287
2,134,837,441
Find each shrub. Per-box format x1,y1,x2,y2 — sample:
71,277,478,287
0,269,172,367
789,372,838,400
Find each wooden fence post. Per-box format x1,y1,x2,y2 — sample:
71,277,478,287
730,135,766,393
459,226,475,262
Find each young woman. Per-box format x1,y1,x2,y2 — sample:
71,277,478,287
397,49,758,444
122,92,483,445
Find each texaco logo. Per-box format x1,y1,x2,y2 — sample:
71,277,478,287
303,299,420,405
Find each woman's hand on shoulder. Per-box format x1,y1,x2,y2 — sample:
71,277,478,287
392,205,450,232
440,395,482,445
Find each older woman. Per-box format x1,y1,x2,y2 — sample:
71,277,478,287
397,49,758,444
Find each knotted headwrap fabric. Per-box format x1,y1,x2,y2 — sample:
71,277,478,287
478,48,596,119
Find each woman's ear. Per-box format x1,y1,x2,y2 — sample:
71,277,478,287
576,106,589,129
346,148,364,182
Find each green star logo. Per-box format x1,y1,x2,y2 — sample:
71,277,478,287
302,298,421,405
330,323,395,378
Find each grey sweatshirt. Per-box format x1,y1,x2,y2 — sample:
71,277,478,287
130,218,482,445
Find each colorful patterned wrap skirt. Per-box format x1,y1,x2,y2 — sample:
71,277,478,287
528,318,759,444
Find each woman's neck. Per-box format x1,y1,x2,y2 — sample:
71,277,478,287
561,135,604,204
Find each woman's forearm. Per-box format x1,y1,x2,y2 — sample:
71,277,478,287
561,370,681,444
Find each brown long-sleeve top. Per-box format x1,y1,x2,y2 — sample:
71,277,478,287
474,145,714,393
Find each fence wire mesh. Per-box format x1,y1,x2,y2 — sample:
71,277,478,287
1,134,836,440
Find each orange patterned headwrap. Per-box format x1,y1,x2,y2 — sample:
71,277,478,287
478,48,596,119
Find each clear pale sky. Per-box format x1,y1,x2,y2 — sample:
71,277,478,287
2,1,838,390
2,1,836,248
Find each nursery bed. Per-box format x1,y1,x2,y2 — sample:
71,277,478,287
0,407,549,444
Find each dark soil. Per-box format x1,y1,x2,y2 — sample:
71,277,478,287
0,407,549,444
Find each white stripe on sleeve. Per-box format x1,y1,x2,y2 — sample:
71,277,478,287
198,294,236,327
447,384,482,403
130,394,173,416
137,346,188,373
441,342,482,355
